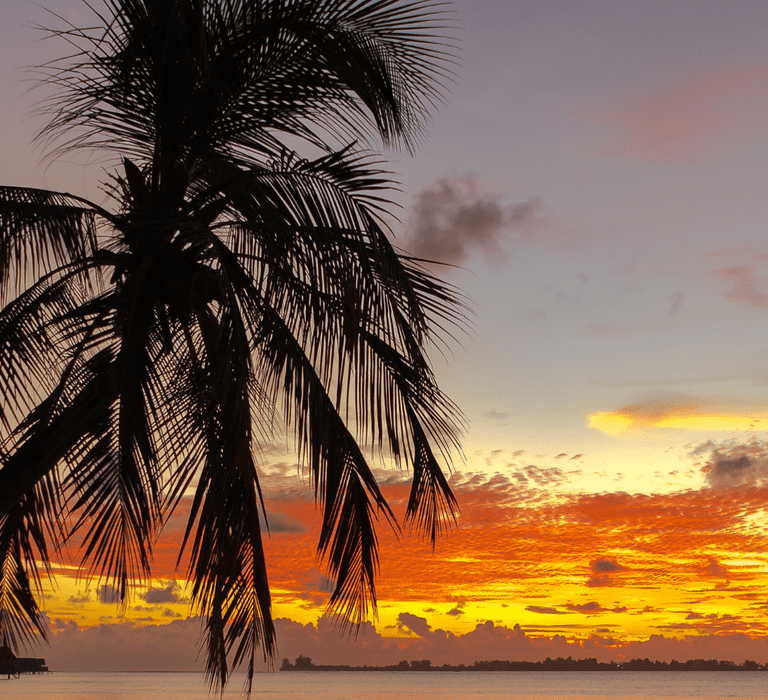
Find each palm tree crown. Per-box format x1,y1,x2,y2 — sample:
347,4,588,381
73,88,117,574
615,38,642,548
0,0,463,691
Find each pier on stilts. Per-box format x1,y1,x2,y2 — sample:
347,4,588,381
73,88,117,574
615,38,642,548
0,646,48,679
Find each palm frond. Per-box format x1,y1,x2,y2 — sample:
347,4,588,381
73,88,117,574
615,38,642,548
0,466,65,651
207,236,395,629
215,147,465,535
0,259,109,436
177,273,274,692
37,0,456,167
0,186,99,303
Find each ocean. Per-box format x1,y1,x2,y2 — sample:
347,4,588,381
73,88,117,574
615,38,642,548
2,671,767,699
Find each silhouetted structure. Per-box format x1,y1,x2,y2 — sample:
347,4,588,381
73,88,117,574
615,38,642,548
0,646,48,679
280,655,767,672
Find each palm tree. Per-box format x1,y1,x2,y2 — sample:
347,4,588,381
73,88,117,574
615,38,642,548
0,0,463,691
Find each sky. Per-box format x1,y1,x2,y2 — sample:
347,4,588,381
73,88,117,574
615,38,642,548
4,0,768,672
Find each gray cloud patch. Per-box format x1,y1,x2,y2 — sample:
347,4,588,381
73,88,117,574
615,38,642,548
586,558,626,588
591,558,625,574
397,612,431,638
692,440,768,489
98,585,120,604
262,509,307,534
68,591,91,605
668,291,684,315
525,605,568,615
142,582,182,605
405,175,544,265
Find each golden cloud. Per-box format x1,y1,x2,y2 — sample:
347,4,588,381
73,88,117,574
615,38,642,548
588,397,768,435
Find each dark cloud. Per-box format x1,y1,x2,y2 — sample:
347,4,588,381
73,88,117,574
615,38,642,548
141,582,182,605
446,607,464,617
405,175,545,265
564,602,627,614
525,606,568,615
262,509,308,534
591,558,626,574
586,558,626,588
657,613,750,634
522,465,569,486
586,575,613,588
693,440,768,489
483,411,510,421
668,291,684,316
161,608,181,618
397,612,432,638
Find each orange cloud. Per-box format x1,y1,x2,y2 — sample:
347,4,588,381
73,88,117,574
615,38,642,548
583,64,768,163
712,265,768,307
708,246,768,307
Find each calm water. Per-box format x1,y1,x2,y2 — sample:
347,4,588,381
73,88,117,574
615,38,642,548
1,671,767,699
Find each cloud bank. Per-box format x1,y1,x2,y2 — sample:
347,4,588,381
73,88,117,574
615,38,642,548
44,615,768,671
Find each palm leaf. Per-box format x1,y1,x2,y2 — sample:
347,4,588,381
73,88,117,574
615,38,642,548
0,186,99,302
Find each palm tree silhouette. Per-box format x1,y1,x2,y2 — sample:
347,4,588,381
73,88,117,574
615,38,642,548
0,0,463,690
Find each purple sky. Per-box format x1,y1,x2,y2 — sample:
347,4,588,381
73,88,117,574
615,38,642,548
5,0,768,516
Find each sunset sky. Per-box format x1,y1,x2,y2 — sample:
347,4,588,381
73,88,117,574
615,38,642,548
4,0,768,671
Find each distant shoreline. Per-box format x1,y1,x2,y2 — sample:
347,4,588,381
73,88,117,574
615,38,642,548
281,656,767,673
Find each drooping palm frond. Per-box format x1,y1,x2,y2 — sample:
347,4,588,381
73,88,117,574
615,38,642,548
0,478,62,652
1,0,464,693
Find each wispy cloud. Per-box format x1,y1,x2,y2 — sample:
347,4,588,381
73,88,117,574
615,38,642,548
712,265,768,307
667,291,685,316
707,246,768,307
582,64,768,163
526,605,568,615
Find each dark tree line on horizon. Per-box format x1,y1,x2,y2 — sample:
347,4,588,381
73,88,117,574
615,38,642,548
281,655,768,672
